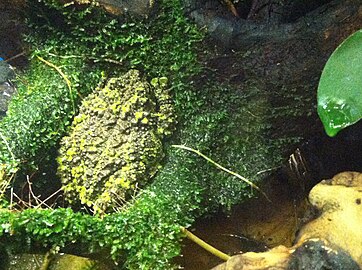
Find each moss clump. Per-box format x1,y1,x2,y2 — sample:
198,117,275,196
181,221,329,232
0,55,103,174
57,70,176,212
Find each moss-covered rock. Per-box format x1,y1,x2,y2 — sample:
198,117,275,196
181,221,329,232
57,70,176,213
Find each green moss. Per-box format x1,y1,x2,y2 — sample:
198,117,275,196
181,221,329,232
0,178,202,269
0,55,103,174
0,0,201,173
0,0,203,266
0,0,312,268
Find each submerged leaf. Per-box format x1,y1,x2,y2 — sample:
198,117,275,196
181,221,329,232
317,29,362,137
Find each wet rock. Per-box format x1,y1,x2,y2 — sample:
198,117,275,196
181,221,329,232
51,253,111,270
0,60,14,84
0,81,16,117
0,60,16,117
6,253,111,270
211,172,362,270
287,240,360,270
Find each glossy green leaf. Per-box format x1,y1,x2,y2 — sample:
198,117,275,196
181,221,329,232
317,29,362,137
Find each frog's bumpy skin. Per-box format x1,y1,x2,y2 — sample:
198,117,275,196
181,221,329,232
57,70,176,213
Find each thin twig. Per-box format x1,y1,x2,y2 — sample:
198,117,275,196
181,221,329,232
33,254,41,267
172,145,271,202
35,188,63,209
223,0,240,17
40,251,52,270
36,56,78,110
12,192,27,209
10,187,13,210
48,53,83,59
181,227,231,261
27,175,41,206
28,176,31,207
4,52,26,63
36,56,72,93
0,169,14,196
255,166,280,176
47,52,123,65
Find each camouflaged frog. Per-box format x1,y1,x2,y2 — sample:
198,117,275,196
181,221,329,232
57,70,176,213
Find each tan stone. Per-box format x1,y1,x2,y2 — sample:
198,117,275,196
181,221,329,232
211,172,362,270
213,246,291,270
295,171,362,266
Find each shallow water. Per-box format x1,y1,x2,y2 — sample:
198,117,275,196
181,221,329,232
178,174,309,269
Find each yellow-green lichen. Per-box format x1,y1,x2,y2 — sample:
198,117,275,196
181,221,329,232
57,70,176,213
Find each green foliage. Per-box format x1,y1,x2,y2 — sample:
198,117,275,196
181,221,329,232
169,79,304,211
25,0,203,80
0,0,202,173
0,0,308,268
0,55,103,173
318,29,362,137
0,0,205,268
58,70,176,213
0,175,202,269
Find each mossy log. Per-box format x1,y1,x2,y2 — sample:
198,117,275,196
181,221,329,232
184,0,362,49
187,0,362,194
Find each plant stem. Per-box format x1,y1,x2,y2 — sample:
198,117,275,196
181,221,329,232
36,55,77,112
172,144,271,201
181,227,231,261
40,251,52,270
